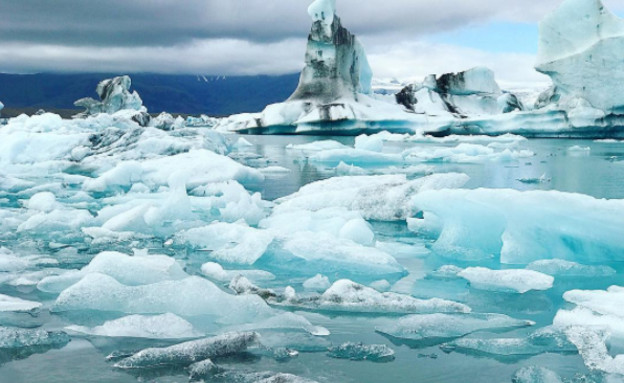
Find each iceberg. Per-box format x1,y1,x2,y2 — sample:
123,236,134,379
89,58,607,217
563,326,624,375
441,327,576,359
65,313,201,339
511,366,564,383
214,0,411,134
74,75,149,125
278,279,470,314
176,222,274,265
273,173,469,221
410,188,624,263
312,279,470,314
376,313,534,343
200,262,275,284
396,67,523,116
255,374,319,383
327,342,395,362
303,274,331,292
83,149,264,192
458,267,554,294
52,274,273,323
526,259,616,277
187,359,222,380
0,326,70,350
37,251,187,294
0,294,42,313
113,332,258,369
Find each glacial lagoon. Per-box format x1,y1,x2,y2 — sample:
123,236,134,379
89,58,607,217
0,131,623,383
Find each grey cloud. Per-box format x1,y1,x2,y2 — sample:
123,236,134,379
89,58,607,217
4,0,624,47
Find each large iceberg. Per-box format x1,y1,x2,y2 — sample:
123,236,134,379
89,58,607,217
215,0,624,138
214,0,409,134
536,0,624,113
410,188,624,264
395,67,523,116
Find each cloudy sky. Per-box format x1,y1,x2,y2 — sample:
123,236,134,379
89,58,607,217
2,0,624,86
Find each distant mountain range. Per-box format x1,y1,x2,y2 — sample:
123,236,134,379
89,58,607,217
0,73,300,117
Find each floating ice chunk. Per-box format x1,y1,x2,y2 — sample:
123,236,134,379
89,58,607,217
83,149,264,192
17,206,93,233
458,267,554,294
229,275,277,300
53,274,272,322
327,342,395,362
376,313,534,342
286,140,349,153
355,134,384,152
66,313,201,339
0,294,42,312
23,192,58,212
188,359,222,380
441,327,575,358
309,148,404,167
190,180,268,225
38,251,187,293
177,222,274,265
567,145,591,155
562,286,624,319
338,218,375,246
512,366,563,383
305,279,469,314
114,332,258,369
261,207,365,240
200,262,275,284
0,248,28,272
402,143,534,164
223,312,330,337
411,188,624,264
554,307,624,338
517,174,551,185
278,232,405,279
0,326,70,349
335,161,367,176
527,259,616,277
256,373,319,383
427,265,463,280
74,75,144,117
276,173,469,221
303,274,331,292
564,326,624,375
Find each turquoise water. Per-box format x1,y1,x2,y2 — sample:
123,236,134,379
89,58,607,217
0,136,623,383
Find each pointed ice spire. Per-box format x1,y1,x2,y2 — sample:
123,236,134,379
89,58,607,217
308,0,336,26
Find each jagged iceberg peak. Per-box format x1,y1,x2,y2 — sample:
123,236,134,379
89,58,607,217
536,0,624,112
395,67,522,116
308,0,336,27
74,75,146,118
289,0,372,103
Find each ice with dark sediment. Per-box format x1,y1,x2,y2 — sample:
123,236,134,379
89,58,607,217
113,332,259,369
